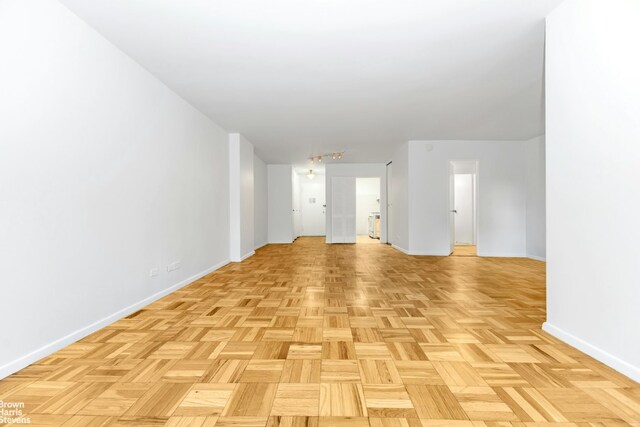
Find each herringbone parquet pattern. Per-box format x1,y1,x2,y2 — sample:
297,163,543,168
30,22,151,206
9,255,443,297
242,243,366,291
1,237,639,426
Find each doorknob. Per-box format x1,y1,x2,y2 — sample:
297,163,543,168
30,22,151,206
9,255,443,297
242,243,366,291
450,210,457,213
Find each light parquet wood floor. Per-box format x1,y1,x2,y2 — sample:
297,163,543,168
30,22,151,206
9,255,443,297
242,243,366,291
451,245,477,257
2,237,639,426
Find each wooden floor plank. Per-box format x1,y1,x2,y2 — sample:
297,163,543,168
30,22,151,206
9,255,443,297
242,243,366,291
1,237,638,425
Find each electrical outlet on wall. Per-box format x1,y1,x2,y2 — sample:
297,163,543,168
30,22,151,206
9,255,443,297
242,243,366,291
167,261,181,272
149,268,159,278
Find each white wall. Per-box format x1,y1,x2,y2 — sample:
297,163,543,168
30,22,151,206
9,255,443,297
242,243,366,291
292,168,302,238
386,163,393,245
407,141,527,256
545,0,640,382
325,164,388,244
267,165,293,243
525,135,546,260
0,0,230,378
453,161,478,175
356,178,381,235
229,133,254,261
390,145,409,249
253,154,268,249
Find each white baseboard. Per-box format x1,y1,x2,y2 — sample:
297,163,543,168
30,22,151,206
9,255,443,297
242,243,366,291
410,251,448,256
391,244,410,254
0,259,230,380
527,254,546,262
542,322,640,383
477,252,527,258
391,245,446,256
230,251,255,262
393,244,532,259
254,241,268,250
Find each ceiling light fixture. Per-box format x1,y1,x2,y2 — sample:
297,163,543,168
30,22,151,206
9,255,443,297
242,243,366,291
307,169,315,180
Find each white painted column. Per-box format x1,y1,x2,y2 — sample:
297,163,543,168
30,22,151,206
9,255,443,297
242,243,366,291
545,0,640,381
267,165,294,243
229,133,255,262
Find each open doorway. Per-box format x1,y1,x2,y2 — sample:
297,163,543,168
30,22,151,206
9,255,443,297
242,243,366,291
449,161,478,256
356,177,381,244
328,169,387,245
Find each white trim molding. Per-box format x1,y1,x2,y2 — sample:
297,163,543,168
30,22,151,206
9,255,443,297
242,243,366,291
254,241,268,251
527,254,546,262
393,244,533,259
391,245,444,256
543,322,640,383
391,244,411,255
239,251,255,262
0,259,230,380
477,252,527,258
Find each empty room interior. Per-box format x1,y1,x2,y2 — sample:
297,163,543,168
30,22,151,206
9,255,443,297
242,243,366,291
1,0,639,425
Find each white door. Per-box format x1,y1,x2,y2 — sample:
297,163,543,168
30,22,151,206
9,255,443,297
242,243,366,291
331,177,356,243
301,181,326,235
449,164,456,254
454,174,474,244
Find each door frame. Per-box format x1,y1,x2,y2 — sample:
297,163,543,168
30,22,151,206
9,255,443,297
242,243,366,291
324,164,388,244
386,161,392,245
449,160,480,254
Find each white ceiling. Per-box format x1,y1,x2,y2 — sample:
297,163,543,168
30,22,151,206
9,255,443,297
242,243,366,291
60,0,561,164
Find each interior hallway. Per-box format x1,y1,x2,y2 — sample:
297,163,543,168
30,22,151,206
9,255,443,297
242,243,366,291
356,235,380,245
452,245,477,257
0,237,638,425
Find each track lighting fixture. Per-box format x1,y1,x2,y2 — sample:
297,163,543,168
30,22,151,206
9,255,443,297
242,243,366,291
308,152,345,163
